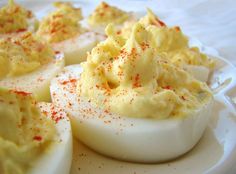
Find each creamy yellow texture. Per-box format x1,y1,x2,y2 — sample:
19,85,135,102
121,9,214,69
139,8,166,28
148,25,188,52
37,2,83,43
0,32,54,79
88,1,129,26
147,25,214,69
78,23,212,119
0,87,55,174
120,8,165,39
168,47,215,69
0,0,34,34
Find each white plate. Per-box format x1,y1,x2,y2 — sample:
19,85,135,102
2,1,236,173
68,54,236,174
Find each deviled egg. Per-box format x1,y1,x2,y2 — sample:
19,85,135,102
120,9,215,82
0,87,72,174
0,32,64,102
0,0,38,37
37,2,104,65
87,1,136,34
50,23,213,162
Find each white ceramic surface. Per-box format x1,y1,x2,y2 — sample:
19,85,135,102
51,54,236,174
1,1,236,173
50,63,214,163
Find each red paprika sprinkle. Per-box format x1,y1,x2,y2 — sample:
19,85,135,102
116,30,121,35
54,50,60,54
16,28,27,33
158,20,166,27
175,26,181,32
163,86,171,90
181,96,186,100
102,2,109,8
33,136,42,141
104,109,109,113
11,90,31,96
61,79,77,85
133,74,141,88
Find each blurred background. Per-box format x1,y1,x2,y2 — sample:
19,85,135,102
0,0,235,65
0,0,236,173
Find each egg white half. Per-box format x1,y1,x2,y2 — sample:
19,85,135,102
52,32,105,65
29,102,72,174
50,65,213,163
0,53,64,102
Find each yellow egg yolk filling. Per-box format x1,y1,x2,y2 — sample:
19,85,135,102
0,0,34,34
0,87,55,174
37,2,83,43
77,23,212,119
121,8,215,70
0,32,54,79
88,1,129,26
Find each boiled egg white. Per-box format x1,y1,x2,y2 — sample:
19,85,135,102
29,102,72,174
0,53,64,102
52,32,105,65
50,64,213,163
